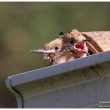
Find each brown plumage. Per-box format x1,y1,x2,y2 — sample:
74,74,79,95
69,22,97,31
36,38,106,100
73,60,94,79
31,29,109,65
31,29,91,65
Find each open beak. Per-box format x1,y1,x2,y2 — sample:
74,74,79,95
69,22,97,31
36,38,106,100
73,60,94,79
30,49,55,54
73,41,88,52
73,42,90,56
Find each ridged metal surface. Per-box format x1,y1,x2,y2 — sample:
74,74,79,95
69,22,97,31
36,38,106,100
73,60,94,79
6,50,110,108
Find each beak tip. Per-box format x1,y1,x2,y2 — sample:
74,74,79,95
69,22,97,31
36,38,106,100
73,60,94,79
30,50,33,53
30,49,39,53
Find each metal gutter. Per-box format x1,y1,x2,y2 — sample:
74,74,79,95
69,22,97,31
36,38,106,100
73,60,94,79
6,51,110,86
5,77,23,108
5,50,110,108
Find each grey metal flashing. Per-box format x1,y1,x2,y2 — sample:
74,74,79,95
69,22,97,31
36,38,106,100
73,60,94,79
5,50,110,108
5,77,23,108
6,51,110,86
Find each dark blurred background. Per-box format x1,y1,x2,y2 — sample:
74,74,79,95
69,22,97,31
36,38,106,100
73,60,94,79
0,2,110,108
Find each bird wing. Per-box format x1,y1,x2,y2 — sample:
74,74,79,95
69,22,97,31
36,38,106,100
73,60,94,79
81,31,110,53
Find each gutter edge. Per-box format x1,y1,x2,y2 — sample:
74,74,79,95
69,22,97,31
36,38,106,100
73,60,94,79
5,77,24,108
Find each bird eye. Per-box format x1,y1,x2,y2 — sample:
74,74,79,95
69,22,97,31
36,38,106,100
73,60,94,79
70,38,77,45
55,47,58,50
70,40,74,44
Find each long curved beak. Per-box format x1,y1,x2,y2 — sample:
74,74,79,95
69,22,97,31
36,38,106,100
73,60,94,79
30,49,55,54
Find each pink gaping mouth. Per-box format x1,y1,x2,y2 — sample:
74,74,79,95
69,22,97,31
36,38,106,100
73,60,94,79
74,42,87,52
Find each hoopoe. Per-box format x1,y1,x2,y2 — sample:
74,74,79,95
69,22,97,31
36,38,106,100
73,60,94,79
31,29,106,65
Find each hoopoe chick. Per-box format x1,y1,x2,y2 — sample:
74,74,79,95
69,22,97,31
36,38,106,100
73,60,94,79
31,29,90,65
31,37,64,65
61,29,100,54
43,38,64,65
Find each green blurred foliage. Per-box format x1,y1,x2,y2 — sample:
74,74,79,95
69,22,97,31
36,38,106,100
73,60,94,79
0,2,110,107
